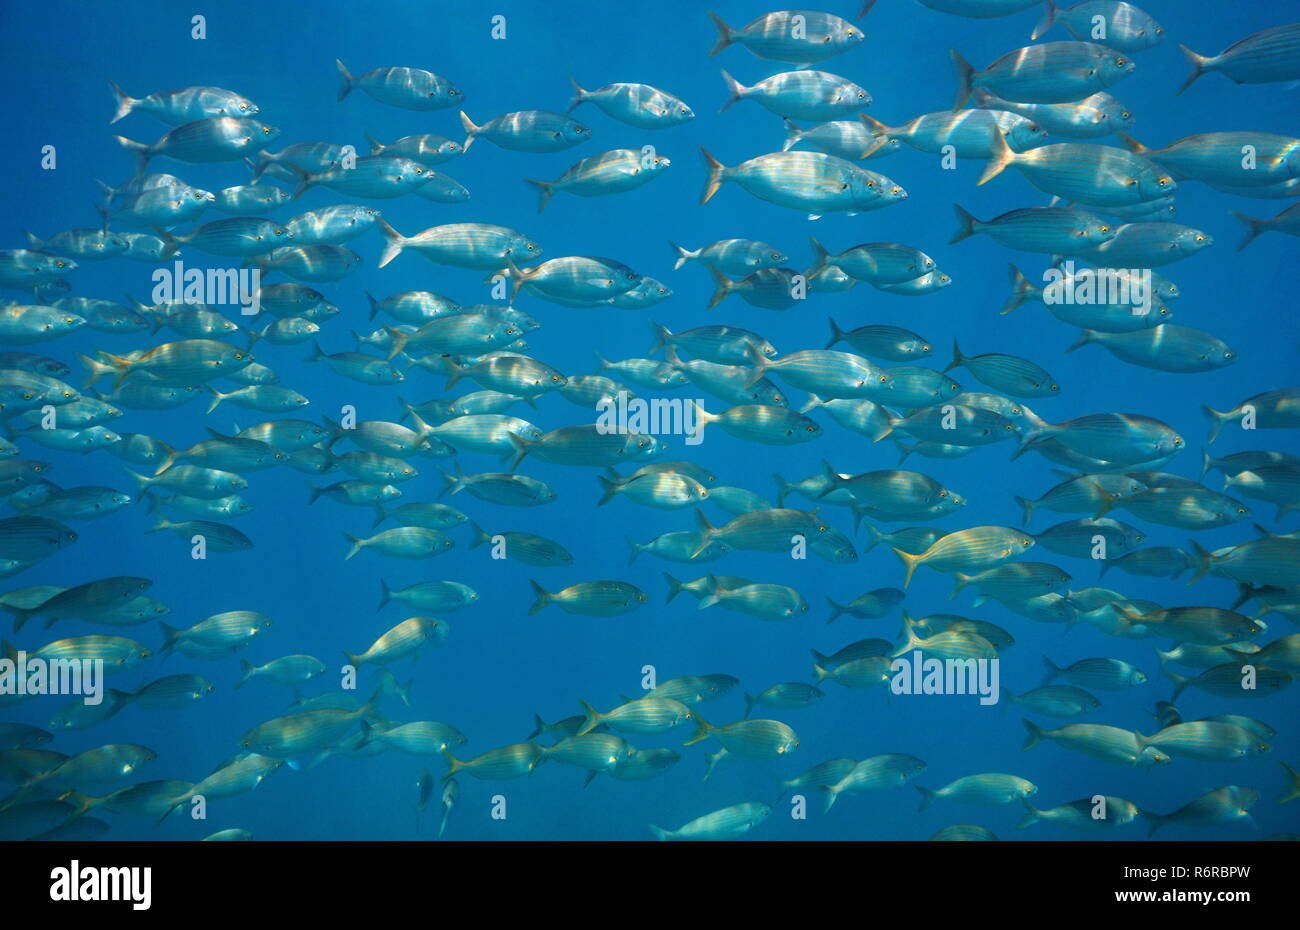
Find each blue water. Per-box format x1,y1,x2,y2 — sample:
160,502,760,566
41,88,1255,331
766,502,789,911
0,0,1297,841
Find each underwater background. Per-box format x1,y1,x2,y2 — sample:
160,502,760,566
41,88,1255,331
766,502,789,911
0,0,1296,841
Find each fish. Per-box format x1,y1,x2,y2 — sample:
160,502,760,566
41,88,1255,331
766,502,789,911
649,801,770,840
952,42,1135,109
720,69,871,122
700,147,906,216
1146,786,1259,837
1178,22,1300,94
335,60,462,110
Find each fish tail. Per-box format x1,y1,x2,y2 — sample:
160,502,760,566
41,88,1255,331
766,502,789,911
1017,797,1043,829
8,608,33,633
1016,405,1050,453
807,237,831,277
944,337,964,374
524,178,553,214
334,58,354,101
1030,0,1057,40
1040,655,1063,687
949,49,976,111
342,532,364,561
817,784,843,814
576,700,601,736
505,431,532,473
375,217,407,269
1065,330,1094,354
458,110,480,151
626,537,642,566
362,133,385,155
667,242,696,272
662,572,686,604
1163,665,1190,701
381,326,408,361
205,385,229,415
112,134,151,173
824,316,846,349
858,0,878,17
648,823,671,841
706,11,734,56
107,79,136,124
781,118,803,152
596,471,619,507
1231,211,1266,252
439,749,464,783
527,579,550,616
157,621,179,656
914,785,936,812
1185,539,1211,586
566,74,587,113
826,597,845,624
740,341,768,387
79,352,126,391
1176,44,1209,96
1278,762,1300,804
1001,264,1035,315
893,547,921,587
1145,813,1167,838
950,573,973,599
682,710,711,746
1021,718,1045,751
718,70,746,113
1200,404,1229,445
949,203,978,244
870,412,899,443
467,521,492,550
152,225,185,260
858,521,882,553
772,472,794,507
342,650,364,669
698,146,726,205
143,516,171,534
151,446,178,477
235,659,255,690
817,459,841,499
977,125,1015,185
377,579,392,610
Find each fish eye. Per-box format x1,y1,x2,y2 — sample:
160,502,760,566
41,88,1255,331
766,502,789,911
1100,226,1109,233
64,316,76,324
1158,177,1170,186
1195,235,1205,242
1121,111,1131,119
879,375,888,382
550,375,559,382
234,353,244,359
262,126,271,134
1115,57,1127,67
866,179,875,188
